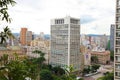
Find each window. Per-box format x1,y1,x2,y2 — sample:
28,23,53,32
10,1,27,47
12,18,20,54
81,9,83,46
116,72,120,77
117,17,120,21
117,9,120,13
116,56,120,62
55,19,64,24
119,0,120,5
117,64,120,69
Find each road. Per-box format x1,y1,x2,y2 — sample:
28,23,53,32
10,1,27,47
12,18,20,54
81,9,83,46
91,73,103,80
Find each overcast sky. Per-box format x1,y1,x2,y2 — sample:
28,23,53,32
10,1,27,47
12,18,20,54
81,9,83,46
4,0,115,35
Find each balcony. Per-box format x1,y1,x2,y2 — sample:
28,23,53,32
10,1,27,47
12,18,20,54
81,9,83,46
116,68,120,71
115,76,120,79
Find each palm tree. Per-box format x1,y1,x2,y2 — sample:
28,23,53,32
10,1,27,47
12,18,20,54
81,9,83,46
1,54,9,65
3,26,14,39
0,27,14,45
0,32,7,44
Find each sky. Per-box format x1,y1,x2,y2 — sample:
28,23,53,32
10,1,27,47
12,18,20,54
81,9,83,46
2,0,115,35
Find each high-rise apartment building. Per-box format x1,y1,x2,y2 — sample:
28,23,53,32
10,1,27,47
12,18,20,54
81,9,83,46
20,28,27,46
110,24,115,51
50,16,81,71
115,0,120,79
20,28,32,46
100,34,108,49
26,31,32,46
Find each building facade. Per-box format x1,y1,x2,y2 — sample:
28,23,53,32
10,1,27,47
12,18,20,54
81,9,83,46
80,45,91,66
99,34,108,49
27,38,50,64
91,51,110,64
26,31,32,46
115,0,120,79
0,46,26,61
50,16,81,71
110,24,115,51
20,28,27,46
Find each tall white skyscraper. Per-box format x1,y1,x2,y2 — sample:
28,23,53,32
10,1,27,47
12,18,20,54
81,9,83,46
115,0,120,80
50,16,81,71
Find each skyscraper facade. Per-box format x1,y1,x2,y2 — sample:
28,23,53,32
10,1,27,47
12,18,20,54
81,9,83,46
110,24,115,51
20,28,27,46
50,16,81,71
26,31,32,46
115,0,120,79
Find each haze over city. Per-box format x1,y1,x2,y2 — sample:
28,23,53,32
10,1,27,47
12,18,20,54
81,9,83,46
0,0,115,35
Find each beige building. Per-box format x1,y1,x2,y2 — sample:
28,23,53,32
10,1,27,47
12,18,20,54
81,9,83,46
27,38,50,64
91,51,110,64
80,45,91,66
0,46,26,61
26,31,33,46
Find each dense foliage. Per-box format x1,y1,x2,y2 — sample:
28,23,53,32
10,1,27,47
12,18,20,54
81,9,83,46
0,50,82,80
83,64,100,75
91,56,99,64
97,72,114,80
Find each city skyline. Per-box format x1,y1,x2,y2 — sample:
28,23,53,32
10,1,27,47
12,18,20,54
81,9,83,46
1,0,115,35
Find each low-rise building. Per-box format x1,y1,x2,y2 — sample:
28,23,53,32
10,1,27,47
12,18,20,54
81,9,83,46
80,45,91,66
27,38,50,64
91,51,110,64
0,46,26,61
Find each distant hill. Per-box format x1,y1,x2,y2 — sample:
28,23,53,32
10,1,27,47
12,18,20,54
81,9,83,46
13,33,20,37
87,34,109,36
12,33,109,39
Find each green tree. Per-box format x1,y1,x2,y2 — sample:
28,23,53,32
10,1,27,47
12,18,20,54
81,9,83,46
0,54,8,65
106,40,110,50
52,66,65,76
40,69,53,80
64,65,77,80
97,72,113,80
83,66,91,75
0,55,27,80
91,56,99,64
0,0,16,44
110,51,114,61
23,58,38,80
91,64,100,72
32,50,46,80
78,78,84,80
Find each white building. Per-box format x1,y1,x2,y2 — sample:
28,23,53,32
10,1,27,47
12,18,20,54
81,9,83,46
115,0,120,80
50,16,81,71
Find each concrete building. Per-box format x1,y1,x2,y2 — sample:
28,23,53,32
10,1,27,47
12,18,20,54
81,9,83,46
50,16,81,71
27,38,50,64
115,0,120,79
80,45,91,66
91,51,110,64
0,46,26,61
110,24,115,51
20,28,33,46
20,28,27,46
99,34,108,49
26,31,32,46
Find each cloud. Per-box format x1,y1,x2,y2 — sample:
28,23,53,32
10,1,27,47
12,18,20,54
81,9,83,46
81,15,96,24
5,0,115,35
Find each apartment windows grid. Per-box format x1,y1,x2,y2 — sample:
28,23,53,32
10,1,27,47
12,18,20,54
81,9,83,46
115,0,120,80
50,16,81,71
